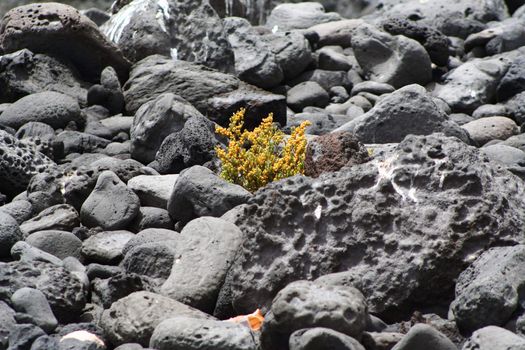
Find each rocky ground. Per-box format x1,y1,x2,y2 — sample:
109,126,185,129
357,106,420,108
0,0,525,349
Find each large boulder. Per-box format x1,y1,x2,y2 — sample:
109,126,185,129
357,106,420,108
123,56,286,129
0,49,89,105
334,84,469,143
266,2,341,32
217,133,525,319
351,23,432,88
0,91,81,129
130,93,205,164
101,0,233,72
0,2,130,83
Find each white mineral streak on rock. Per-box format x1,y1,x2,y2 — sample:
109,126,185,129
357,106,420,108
170,48,178,60
156,0,170,33
103,0,149,44
373,156,419,203
61,331,105,347
314,204,322,219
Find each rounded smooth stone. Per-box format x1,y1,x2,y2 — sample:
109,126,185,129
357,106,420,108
82,230,135,264
25,230,83,260
0,211,23,258
11,287,58,333
289,328,365,350
287,81,330,112
461,116,519,145
80,171,140,230
391,324,456,350
0,91,81,129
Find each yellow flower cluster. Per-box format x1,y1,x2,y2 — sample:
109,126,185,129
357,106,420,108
215,108,310,192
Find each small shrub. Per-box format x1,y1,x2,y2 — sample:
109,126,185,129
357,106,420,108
215,108,310,192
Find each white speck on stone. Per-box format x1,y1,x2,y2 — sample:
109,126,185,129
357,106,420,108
170,48,178,60
272,25,279,33
314,205,322,219
156,0,170,33
175,258,181,264
60,331,105,347
470,90,478,99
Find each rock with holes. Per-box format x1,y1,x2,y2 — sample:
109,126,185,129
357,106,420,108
0,129,56,198
0,49,90,105
101,0,233,72
100,291,212,347
0,91,81,130
0,259,86,322
334,84,469,144
216,133,525,319
80,171,140,230
0,2,130,83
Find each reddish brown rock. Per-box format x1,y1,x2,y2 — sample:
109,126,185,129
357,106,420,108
0,3,130,83
304,131,370,177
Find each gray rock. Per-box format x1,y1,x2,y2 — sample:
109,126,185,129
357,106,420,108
451,245,525,333
129,207,173,232
20,204,80,238
351,82,395,96
91,272,157,309
11,241,63,266
0,49,89,105
0,200,33,224
391,324,456,350
8,324,46,350
114,344,143,350
56,131,111,155
0,130,56,198
287,81,330,112
87,66,125,115
127,175,179,208
351,23,432,88
501,133,525,152
432,51,518,113
461,116,519,145
0,259,86,322
498,55,525,101
167,166,252,226
462,326,525,350
0,2,130,83
0,301,16,349
266,2,341,32
102,0,233,72
11,287,58,333
154,115,219,174
223,17,283,89
160,217,243,313
504,90,525,124
100,116,133,136
289,328,365,350
122,242,177,281
100,291,212,347
80,171,140,230
122,228,179,256
130,93,204,164
150,316,255,350
290,111,353,135
261,280,368,350
290,69,351,92
465,19,525,56
0,211,22,258
307,19,365,48
318,48,354,72
361,332,404,350
217,134,525,317
25,230,83,261
335,84,469,143
472,104,509,119
82,230,135,264
481,144,525,178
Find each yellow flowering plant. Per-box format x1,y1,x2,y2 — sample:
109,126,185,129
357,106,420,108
215,108,310,192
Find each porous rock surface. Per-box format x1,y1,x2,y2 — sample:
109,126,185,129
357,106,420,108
220,133,525,317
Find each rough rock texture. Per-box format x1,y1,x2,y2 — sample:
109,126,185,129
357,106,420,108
289,328,365,350
20,204,80,237
167,166,252,226
160,217,243,313
80,171,140,230
100,291,212,347
82,230,135,264
462,326,525,350
0,260,86,322
130,93,204,164
351,23,432,88
0,91,81,129
451,245,525,333
0,49,90,104
218,134,525,319
334,85,469,144
304,131,370,178
266,2,341,31
101,0,233,72
150,316,256,350
123,56,286,129
127,174,178,208
0,129,56,197
260,280,368,350
0,211,22,258
0,2,130,83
